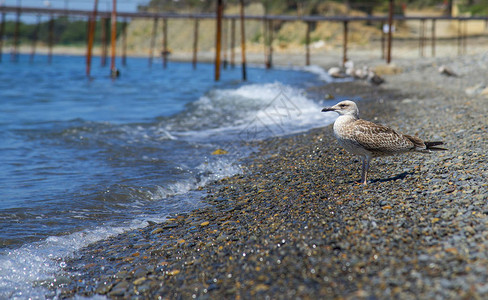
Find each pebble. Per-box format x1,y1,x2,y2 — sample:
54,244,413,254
133,277,146,286
95,282,113,295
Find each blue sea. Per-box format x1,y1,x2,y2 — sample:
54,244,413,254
0,53,342,298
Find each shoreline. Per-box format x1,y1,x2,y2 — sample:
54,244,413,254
59,52,488,298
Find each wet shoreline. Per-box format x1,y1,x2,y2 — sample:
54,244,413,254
60,53,487,299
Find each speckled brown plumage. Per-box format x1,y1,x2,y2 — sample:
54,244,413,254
322,100,446,184
339,119,425,156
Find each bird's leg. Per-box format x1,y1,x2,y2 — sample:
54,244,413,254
360,156,370,185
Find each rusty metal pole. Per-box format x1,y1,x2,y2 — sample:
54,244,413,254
110,0,118,78
223,19,228,69
263,16,269,68
418,19,421,57
100,17,108,67
343,21,348,66
11,8,20,62
86,0,98,77
431,19,436,57
48,15,54,64
230,18,235,68
386,0,394,63
240,0,247,81
121,18,127,66
148,17,157,67
457,19,461,55
0,12,5,63
463,19,467,54
305,21,311,66
192,18,199,69
381,21,385,59
215,0,223,81
419,19,425,57
30,15,41,63
268,19,273,68
162,18,168,69
422,19,426,56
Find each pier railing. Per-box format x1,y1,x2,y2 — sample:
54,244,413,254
1,4,486,79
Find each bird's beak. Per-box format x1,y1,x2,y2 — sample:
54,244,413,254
321,107,335,112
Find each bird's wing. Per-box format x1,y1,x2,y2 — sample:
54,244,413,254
351,119,416,152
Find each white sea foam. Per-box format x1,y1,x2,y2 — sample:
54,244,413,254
148,158,243,201
0,219,156,299
173,82,336,141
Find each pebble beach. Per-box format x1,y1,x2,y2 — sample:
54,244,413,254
59,52,487,299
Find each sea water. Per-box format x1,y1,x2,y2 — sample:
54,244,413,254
0,53,343,298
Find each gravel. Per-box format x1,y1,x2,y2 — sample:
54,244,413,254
58,53,487,299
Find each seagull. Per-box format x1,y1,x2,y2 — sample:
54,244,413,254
328,67,346,78
344,61,355,77
345,62,385,85
353,66,369,80
367,69,385,85
438,65,458,77
321,100,446,184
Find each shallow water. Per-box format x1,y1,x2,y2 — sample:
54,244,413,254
0,53,341,298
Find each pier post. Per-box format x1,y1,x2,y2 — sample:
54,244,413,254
85,0,98,77
267,19,273,68
240,0,247,81
30,15,41,63
230,18,235,68
192,18,198,69
419,19,425,57
149,17,158,67
0,12,4,63
431,19,436,57
122,18,127,66
381,21,385,59
100,17,108,67
110,0,118,78
223,19,228,69
162,18,168,69
11,8,20,62
305,21,311,66
463,19,467,54
48,15,54,64
342,21,348,66
386,0,394,63
263,16,268,68
215,0,223,81
457,19,461,55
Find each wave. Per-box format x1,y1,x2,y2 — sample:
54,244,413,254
0,152,242,299
0,79,339,299
0,219,152,299
167,82,335,142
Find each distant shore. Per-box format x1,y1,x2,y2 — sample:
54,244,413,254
58,48,488,299
6,34,488,70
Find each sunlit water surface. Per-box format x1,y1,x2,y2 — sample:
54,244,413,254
0,53,344,298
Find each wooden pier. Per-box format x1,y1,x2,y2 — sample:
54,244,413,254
0,3,486,80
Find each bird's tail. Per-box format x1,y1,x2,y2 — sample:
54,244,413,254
425,141,447,151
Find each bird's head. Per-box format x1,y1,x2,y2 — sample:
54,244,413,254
321,100,359,118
